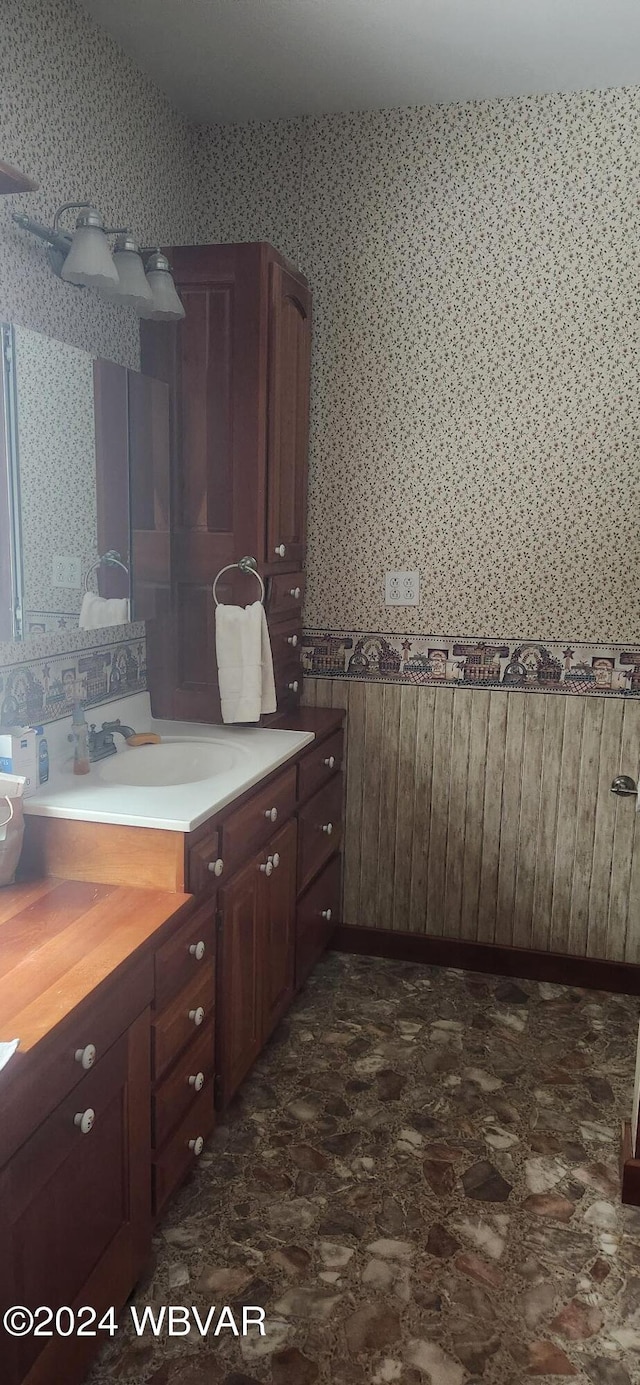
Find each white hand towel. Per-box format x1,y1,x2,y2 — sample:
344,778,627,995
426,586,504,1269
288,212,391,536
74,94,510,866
79,592,130,629
215,600,277,723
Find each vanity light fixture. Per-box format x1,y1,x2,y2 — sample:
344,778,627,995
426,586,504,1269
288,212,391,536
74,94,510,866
103,233,153,310
11,203,184,320
139,250,186,321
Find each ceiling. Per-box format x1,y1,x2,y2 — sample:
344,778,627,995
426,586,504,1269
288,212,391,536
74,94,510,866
82,0,640,124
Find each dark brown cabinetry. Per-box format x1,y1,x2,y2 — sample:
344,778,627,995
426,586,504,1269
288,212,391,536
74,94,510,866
217,817,297,1106
0,1011,150,1385
140,242,311,723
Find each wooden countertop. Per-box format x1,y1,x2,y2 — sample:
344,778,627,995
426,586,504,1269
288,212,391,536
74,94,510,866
0,877,192,1060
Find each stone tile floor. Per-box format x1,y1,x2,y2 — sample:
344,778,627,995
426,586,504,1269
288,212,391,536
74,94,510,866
90,953,640,1385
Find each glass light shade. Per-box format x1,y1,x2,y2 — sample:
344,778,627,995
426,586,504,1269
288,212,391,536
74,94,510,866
60,210,118,290
101,236,153,308
139,252,185,321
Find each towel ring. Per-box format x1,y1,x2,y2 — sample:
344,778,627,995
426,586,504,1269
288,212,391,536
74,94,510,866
84,550,130,593
212,556,265,607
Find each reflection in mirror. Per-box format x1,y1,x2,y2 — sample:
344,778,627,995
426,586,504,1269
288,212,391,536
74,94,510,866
1,322,131,641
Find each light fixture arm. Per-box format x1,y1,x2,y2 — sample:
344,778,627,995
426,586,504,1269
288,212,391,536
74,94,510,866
11,212,71,255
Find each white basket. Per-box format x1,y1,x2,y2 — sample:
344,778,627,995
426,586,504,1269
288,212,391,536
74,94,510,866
0,793,25,887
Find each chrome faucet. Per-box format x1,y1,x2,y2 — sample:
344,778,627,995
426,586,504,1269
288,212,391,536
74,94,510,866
87,719,137,762
101,719,136,741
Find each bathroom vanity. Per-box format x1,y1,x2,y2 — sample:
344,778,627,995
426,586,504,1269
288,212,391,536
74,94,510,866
0,703,343,1385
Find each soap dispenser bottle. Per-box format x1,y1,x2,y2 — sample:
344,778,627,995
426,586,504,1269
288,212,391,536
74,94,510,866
71,701,90,775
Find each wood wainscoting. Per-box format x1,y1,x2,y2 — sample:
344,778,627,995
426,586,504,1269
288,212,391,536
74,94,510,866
302,678,640,965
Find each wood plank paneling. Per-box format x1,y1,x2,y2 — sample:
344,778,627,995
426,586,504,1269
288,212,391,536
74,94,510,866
304,678,640,963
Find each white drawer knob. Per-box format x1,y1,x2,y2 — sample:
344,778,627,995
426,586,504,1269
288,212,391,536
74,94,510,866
75,1044,96,1071
287,634,298,647
271,852,280,869
189,1071,205,1092
189,1006,205,1026
321,908,332,921
74,1108,95,1135
260,859,274,876
288,680,299,693
274,544,286,557
289,586,301,600
322,822,334,835
189,940,205,960
208,858,224,876
189,1135,204,1156
264,806,278,822
323,755,335,769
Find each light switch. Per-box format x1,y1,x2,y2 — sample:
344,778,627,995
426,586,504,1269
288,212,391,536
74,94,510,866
51,554,81,588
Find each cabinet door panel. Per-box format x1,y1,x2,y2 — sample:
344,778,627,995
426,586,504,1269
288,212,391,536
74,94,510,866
0,1012,150,1385
216,856,263,1107
296,853,341,991
262,818,297,1042
267,263,311,568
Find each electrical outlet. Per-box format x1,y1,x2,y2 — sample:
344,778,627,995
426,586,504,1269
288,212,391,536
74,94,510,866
51,554,81,588
385,570,420,606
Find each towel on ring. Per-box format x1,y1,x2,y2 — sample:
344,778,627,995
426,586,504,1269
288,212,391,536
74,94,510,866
79,592,130,629
215,600,277,723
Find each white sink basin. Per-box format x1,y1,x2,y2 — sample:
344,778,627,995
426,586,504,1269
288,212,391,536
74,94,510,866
95,738,242,788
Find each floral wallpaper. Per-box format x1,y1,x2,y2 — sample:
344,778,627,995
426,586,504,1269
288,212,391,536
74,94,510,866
0,0,196,710
193,87,640,647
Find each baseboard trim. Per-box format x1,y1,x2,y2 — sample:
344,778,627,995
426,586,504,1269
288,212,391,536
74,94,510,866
621,1121,640,1205
330,925,640,996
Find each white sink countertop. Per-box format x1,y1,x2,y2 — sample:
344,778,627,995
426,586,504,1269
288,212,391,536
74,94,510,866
23,693,314,832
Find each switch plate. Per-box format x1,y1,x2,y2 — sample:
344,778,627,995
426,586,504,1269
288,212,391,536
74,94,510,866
51,554,81,588
385,570,420,606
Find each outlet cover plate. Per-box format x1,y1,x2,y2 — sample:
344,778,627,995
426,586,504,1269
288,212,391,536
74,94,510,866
385,570,420,606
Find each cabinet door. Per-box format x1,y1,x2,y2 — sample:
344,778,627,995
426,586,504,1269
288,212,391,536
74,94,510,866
216,852,264,1107
262,818,297,1043
140,243,267,722
266,262,311,570
0,1012,150,1385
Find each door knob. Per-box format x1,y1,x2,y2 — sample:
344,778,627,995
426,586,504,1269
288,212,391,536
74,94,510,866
189,1006,205,1026
189,1136,204,1156
189,1072,205,1091
323,755,335,769
208,857,224,876
321,908,332,921
271,852,280,869
288,680,299,693
264,806,278,821
189,940,205,960
611,775,638,797
275,544,286,557
289,586,301,600
260,859,274,876
322,822,334,835
287,634,298,646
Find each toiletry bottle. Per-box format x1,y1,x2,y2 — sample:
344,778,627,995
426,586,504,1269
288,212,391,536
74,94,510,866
72,702,90,775
36,726,49,785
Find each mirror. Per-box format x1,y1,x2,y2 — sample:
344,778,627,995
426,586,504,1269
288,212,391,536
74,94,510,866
0,322,170,643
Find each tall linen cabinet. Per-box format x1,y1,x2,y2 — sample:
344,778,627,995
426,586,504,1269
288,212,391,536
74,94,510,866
140,241,311,722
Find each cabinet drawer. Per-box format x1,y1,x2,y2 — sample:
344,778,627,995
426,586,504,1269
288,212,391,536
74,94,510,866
153,1021,215,1150
155,901,216,1011
152,965,215,1080
153,1081,215,1216
275,659,302,708
296,853,341,991
0,952,153,1169
188,822,223,896
298,729,344,805
270,617,302,668
298,773,344,893
267,571,305,620
220,765,297,876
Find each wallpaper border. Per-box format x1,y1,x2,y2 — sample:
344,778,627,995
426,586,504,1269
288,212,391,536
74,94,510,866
301,629,640,697
0,635,147,726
